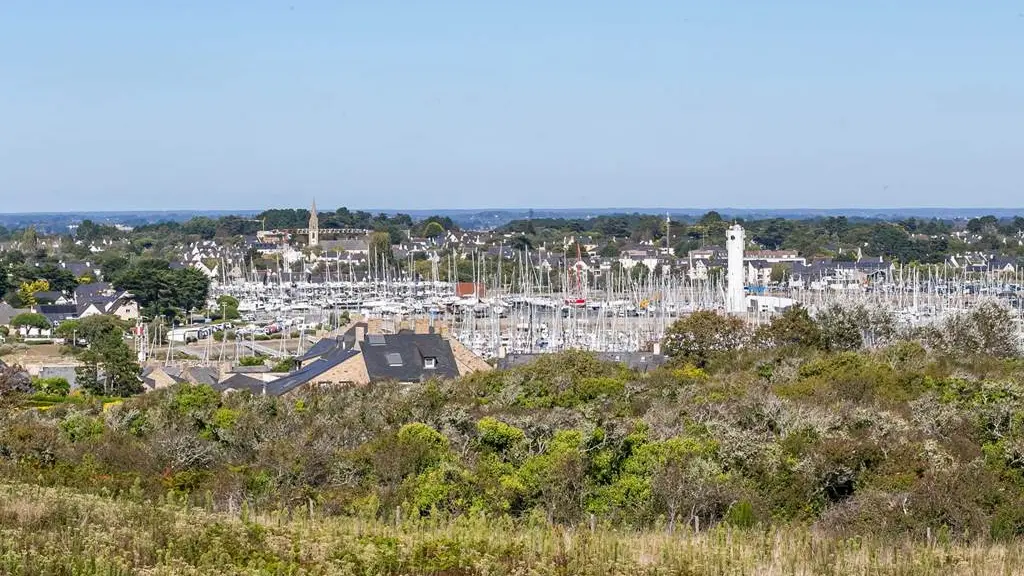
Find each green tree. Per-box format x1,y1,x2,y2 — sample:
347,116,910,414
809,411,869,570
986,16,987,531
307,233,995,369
112,259,173,311
35,264,78,294
368,231,393,265
21,226,38,250
816,303,895,351
662,311,750,367
817,304,866,352
96,253,130,280
55,315,127,345
699,211,723,226
966,215,998,234
757,305,822,349
423,221,445,239
397,422,451,474
215,295,241,320
652,439,730,532
74,349,100,393
10,312,50,330
113,260,209,318
0,266,11,301
216,295,239,308
387,227,406,246
869,224,910,260
510,235,533,252
75,332,142,397
932,299,1019,359
769,263,790,284
599,242,621,257
175,268,211,313
181,217,218,239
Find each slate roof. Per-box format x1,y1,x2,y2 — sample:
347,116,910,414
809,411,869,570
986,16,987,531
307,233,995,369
140,366,186,389
33,291,66,304
988,256,1020,269
789,259,892,277
744,259,774,270
213,373,266,394
228,365,271,374
74,282,113,303
0,302,31,326
181,366,219,387
299,336,344,362
264,349,360,396
73,282,135,316
360,333,460,382
76,298,114,316
844,260,892,271
36,304,78,324
319,239,369,252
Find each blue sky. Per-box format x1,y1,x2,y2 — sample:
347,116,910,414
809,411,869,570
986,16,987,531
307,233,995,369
1,1,1022,212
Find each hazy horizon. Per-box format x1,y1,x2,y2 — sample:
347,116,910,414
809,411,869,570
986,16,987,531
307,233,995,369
3,206,1023,217
3,2,1022,212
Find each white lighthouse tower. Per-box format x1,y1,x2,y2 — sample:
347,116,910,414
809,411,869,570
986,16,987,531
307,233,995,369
726,223,746,314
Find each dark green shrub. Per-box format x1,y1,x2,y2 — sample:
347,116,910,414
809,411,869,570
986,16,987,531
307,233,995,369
724,500,757,528
33,376,70,396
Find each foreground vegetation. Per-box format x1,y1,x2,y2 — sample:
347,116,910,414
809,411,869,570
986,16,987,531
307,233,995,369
2,300,1024,571
2,481,1024,575
3,312,1024,534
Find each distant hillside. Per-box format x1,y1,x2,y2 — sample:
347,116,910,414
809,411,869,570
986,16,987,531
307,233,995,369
0,210,261,234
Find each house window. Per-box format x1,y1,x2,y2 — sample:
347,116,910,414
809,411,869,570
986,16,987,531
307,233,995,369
423,357,437,369
386,352,403,366
368,334,386,346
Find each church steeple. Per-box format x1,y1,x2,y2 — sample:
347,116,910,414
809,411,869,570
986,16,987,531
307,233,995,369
308,198,320,247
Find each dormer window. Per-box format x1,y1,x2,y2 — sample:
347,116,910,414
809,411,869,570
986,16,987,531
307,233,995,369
423,357,437,369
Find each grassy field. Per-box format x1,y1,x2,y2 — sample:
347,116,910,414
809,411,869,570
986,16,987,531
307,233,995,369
1,482,1022,576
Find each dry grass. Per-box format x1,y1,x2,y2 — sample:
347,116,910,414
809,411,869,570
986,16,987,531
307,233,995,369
2,342,75,364
1,482,1022,575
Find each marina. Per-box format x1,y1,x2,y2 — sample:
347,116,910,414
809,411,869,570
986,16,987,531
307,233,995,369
159,248,1024,365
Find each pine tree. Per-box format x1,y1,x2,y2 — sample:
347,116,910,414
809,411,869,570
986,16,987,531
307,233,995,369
75,333,141,397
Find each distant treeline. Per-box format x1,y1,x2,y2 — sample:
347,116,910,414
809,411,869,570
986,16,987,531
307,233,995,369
7,207,1024,264
500,211,1024,263
72,209,458,243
